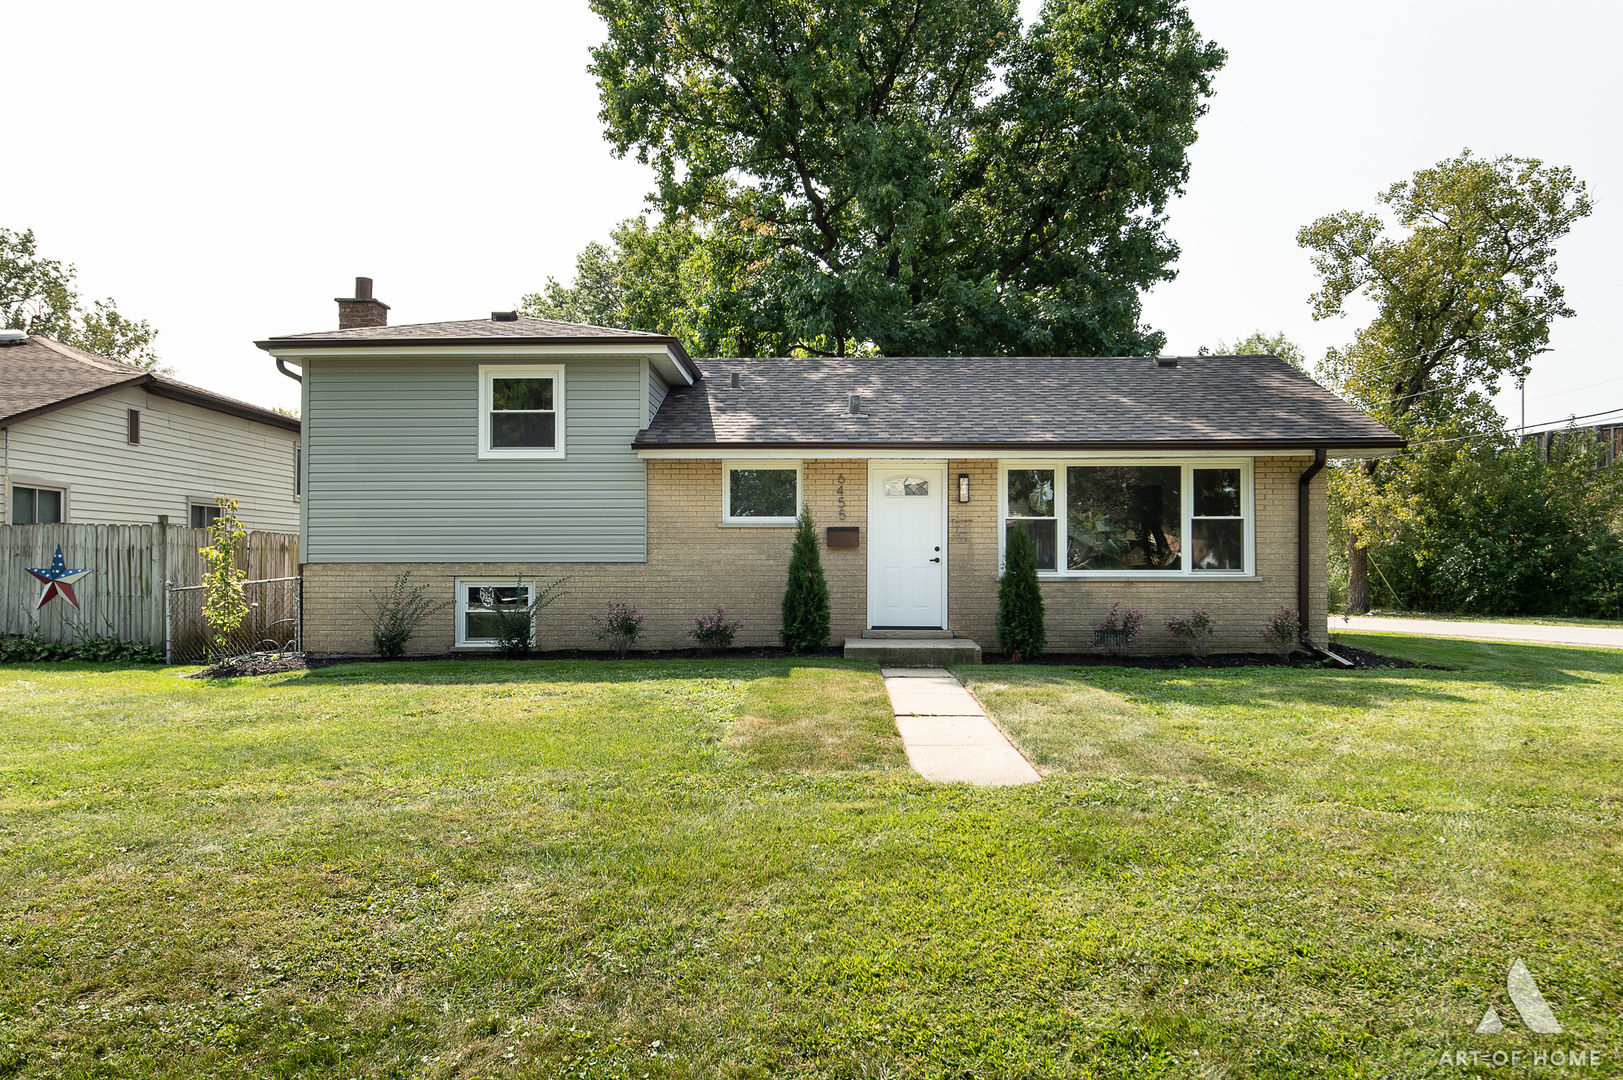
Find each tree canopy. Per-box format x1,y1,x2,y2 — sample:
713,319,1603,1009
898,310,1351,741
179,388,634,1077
1297,151,1595,613
0,227,165,372
1216,330,1306,370
576,0,1225,357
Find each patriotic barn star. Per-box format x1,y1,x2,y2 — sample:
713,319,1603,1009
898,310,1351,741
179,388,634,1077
26,545,93,610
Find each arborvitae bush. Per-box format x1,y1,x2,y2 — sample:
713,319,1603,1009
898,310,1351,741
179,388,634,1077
780,507,831,654
997,526,1047,661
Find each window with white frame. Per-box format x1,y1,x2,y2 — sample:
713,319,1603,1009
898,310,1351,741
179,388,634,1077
723,461,801,523
455,579,533,647
1002,460,1252,575
479,364,564,459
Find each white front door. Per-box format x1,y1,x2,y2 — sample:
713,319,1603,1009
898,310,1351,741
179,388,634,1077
868,463,946,628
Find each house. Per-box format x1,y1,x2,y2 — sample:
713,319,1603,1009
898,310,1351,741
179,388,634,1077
260,280,1403,658
1,333,301,531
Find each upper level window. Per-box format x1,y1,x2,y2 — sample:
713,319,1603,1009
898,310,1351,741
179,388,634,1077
479,364,565,460
128,408,141,444
190,503,224,530
723,462,801,523
1002,460,1252,576
11,486,63,524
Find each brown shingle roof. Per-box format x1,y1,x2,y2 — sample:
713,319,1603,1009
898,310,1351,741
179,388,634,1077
635,355,1403,451
255,315,700,382
0,336,300,432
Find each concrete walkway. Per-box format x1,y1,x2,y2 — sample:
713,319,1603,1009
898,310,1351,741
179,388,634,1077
881,668,1040,786
1340,616,1623,649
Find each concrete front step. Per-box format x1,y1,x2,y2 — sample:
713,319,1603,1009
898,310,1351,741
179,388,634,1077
862,628,955,640
843,637,982,666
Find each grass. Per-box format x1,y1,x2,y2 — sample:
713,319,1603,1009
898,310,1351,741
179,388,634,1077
1347,610,1623,627
1,641,1620,1078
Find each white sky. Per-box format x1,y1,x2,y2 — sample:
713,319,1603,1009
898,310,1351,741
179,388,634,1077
5,0,1619,431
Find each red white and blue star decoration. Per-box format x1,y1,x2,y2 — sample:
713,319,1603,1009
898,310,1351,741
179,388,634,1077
25,545,93,610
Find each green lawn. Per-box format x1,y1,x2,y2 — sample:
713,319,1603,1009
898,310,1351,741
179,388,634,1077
1,641,1619,1078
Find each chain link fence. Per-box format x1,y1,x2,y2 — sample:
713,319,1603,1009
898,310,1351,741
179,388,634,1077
165,577,301,664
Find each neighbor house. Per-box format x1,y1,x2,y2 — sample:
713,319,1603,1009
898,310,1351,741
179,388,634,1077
1,333,301,531
261,281,1403,658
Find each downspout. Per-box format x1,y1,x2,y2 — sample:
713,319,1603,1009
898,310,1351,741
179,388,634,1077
275,357,302,383
1297,449,1352,666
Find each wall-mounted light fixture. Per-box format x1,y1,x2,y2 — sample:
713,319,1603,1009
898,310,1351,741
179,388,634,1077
958,474,970,503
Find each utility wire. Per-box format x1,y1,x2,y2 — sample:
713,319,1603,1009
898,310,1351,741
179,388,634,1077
1401,405,1623,451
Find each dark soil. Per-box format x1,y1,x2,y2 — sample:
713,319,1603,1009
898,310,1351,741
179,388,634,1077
979,643,1432,670
192,643,1430,678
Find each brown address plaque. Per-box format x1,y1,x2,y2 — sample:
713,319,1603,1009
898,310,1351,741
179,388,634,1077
826,526,859,549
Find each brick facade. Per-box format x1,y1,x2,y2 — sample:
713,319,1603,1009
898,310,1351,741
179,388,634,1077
303,455,1326,656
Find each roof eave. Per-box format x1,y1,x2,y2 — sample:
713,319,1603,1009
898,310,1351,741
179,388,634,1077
144,381,301,432
256,334,701,385
0,374,151,428
632,437,1407,454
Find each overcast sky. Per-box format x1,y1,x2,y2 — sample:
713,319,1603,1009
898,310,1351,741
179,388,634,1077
5,0,1619,431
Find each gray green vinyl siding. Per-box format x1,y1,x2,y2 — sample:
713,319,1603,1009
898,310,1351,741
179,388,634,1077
305,354,647,562
648,367,668,424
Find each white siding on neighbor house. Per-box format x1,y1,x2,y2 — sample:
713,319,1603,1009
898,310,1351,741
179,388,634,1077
3,383,300,532
304,353,649,563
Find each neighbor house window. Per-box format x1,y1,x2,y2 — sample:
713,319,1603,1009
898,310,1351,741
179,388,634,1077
1002,460,1251,576
190,503,224,529
479,364,565,459
127,408,141,444
455,579,532,647
723,462,801,523
11,486,63,524
294,445,301,497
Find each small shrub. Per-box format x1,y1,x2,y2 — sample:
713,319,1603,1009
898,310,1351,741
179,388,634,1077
997,526,1046,661
780,507,831,654
489,577,569,659
1164,608,1216,659
690,606,742,653
589,601,645,657
368,572,448,659
1262,606,1301,656
1093,602,1144,657
199,497,251,656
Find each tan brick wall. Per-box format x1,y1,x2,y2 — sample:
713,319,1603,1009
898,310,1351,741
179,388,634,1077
944,455,1328,654
305,454,1326,656
304,458,870,654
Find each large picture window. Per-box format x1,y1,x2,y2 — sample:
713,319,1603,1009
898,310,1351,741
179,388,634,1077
1002,460,1251,576
479,365,565,459
723,462,801,523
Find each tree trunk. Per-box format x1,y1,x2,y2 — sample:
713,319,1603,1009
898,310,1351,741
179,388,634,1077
1347,537,1371,614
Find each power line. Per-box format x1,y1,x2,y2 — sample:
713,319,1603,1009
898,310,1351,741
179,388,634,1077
1401,405,1623,451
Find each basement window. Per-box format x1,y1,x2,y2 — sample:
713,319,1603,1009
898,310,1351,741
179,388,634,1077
479,364,565,459
456,579,533,648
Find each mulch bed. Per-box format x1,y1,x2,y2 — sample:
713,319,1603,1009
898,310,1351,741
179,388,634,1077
191,643,1426,678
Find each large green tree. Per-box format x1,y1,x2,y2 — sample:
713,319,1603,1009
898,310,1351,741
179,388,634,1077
1298,151,1593,612
0,227,165,372
582,0,1224,357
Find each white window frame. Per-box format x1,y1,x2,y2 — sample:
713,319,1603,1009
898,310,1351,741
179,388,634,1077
455,577,535,648
998,458,1255,578
478,364,565,460
721,460,803,525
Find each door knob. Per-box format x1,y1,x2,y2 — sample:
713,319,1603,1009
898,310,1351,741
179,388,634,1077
929,557,941,563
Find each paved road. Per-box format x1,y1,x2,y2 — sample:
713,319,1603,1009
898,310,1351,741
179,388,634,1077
1339,616,1623,649
881,667,1040,786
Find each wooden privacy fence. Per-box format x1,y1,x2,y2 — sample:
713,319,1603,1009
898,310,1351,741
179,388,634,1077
0,523,298,648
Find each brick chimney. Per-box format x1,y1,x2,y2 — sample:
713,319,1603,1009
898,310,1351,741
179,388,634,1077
336,276,390,329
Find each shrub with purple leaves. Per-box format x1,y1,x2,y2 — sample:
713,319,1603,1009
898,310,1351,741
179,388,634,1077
588,601,645,657
1164,608,1216,659
690,606,742,653
1262,606,1301,656
1094,602,1144,657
